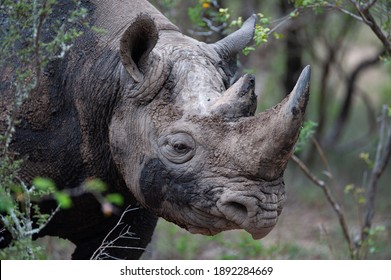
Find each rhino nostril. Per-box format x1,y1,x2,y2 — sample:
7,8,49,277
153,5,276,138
225,201,248,222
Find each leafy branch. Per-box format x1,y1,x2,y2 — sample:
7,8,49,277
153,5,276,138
292,107,391,259
348,0,391,55
292,0,391,57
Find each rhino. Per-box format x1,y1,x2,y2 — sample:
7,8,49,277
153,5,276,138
0,0,310,259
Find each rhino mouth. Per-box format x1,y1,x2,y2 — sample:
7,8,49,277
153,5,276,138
162,177,286,239
186,207,281,239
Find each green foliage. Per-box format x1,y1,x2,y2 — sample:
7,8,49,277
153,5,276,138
290,0,391,60
0,0,89,77
359,152,374,169
188,2,275,55
242,13,271,55
295,120,318,153
364,225,386,254
82,178,124,210
157,0,180,10
188,3,207,28
0,177,58,259
32,177,56,193
344,184,366,204
0,237,45,260
187,0,232,28
105,193,124,206
53,192,72,209
292,0,326,7
84,178,107,193
0,0,89,260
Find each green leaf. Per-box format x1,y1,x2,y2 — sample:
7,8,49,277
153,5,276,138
84,178,107,193
242,46,255,56
0,193,14,212
359,152,374,169
32,177,56,192
295,120,318,153
358,197,366,204
273,32,284,39
54,192,72,209
105,193,124,206
290,10,299,18
217,8,230,23
344,184,355,194
188,5,206,28
230,17,243,27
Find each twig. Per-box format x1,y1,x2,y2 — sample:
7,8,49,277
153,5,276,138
90,206,142,260
300,3,363,21
320,224,337,259
267,9,298,36
323,3,363,21
349,0,391,55
362,0,378,12
291,155,356,258
27,206,60,236
361,105,391,242
312,138,333,177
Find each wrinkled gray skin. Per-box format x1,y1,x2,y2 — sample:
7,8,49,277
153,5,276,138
0,0,310,259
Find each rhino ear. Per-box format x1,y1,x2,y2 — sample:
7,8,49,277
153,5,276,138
120,14,159,83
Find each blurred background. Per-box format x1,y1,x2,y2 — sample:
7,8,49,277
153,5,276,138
38,0,391,259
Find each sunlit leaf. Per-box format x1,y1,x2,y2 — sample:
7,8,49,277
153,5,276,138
0,194,14,212
54,192,72,209
344,184,355,194
32,177,56,192
105,193,124,206
84,178,107,193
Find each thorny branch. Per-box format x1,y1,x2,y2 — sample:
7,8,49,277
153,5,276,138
291,154,356,258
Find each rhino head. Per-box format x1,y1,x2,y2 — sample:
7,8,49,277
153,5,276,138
109,14,310,239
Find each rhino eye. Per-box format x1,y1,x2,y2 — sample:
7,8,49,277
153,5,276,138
173,143,190,153
159,133,196,164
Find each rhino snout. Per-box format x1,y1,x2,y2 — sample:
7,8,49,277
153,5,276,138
216,180,285,239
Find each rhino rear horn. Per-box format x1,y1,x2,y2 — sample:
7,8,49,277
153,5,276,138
120,14,159,83
211,14,257,60
210,74,257,120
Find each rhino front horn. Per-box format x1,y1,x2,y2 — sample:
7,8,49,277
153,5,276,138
241,66,311,181
265,65,310,177
282,65,311,121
